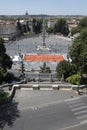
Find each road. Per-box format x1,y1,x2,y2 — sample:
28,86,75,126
1,90,87,130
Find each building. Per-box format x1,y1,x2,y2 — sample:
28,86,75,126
47,20,56,28
67,19,79,31
0,21,17,41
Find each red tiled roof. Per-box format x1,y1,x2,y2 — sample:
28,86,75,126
24,54,64,62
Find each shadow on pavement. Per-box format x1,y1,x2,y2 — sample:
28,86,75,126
0,101,20,129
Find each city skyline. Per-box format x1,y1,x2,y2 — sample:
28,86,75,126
0,0,87,15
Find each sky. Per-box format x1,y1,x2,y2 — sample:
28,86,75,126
0,0,87,15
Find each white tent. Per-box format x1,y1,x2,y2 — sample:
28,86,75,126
12,55,22,62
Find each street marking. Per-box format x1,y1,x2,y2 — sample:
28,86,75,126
56,123,81,130
69,102,85,108
77,114,87,119
66,99,82,105
72,105,87,112
65,97,80,102
32,107,38,111
65,96,87,123
81,119,87,124
74,110,87,115
18,96,85,111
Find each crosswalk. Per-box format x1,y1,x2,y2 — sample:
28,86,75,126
65,97,87,124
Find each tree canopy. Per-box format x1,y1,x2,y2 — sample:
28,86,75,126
0,38,13,83
47,18,69,36
69,28,87,73
56,60,76,80
0,39,13,70
32,18,42,34
71,17,87,35
54,18,69,36
56,27,87,84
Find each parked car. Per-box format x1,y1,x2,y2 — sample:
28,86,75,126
79,84,87,90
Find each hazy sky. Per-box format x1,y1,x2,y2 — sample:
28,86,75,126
0,0,87,15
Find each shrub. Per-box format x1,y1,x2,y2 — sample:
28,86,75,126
56,60,76,80
4,72,14,83
66,74,81,85
0,91,10,104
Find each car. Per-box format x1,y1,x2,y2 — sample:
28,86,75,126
79,84,87,90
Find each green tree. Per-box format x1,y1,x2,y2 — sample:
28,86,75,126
0,39,13,70
0,68,4,83
26,21,31,32
78,17,87,29
0,39,6,54
54,18,69,36
46,27,53,34
0,38,13,83
17,19,23,35
71,17,87,35
32,18,42,34
71,27,80,36
69,28,87,73
66,74,81,85
4,72,14,83
56,60,76,80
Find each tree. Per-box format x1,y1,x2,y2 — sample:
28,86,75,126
22,24,27,33
0,38,6,54
0,38,13,83
32,18,42,34
69,28,87,73
66,74,81,85
54,18,69,36
71,27,80,36
71,17,87,35
0,39,13,70
46,27,53,34
16,19,23,35
26,21,31,32
78,17,87,29
0,68,4,83
56,60,76,80
4,72,14,83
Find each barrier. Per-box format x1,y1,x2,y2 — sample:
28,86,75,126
15,83,72,90
33,84,39,90
52,85,59,90
40,84,52,90
71,85,78,90
58,84,72,90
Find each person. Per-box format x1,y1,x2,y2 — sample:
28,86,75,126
33,78,35,82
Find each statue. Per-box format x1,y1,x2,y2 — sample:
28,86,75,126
40,62,51,73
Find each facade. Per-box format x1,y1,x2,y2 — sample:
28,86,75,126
47,20,56,28
67,19,78,31
0,21,17,41
28,20,33,32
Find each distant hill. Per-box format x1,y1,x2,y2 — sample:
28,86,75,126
0,14,86,19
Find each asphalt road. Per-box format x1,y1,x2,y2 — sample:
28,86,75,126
1,90,87,130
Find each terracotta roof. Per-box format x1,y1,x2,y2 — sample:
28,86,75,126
24,54,64,62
